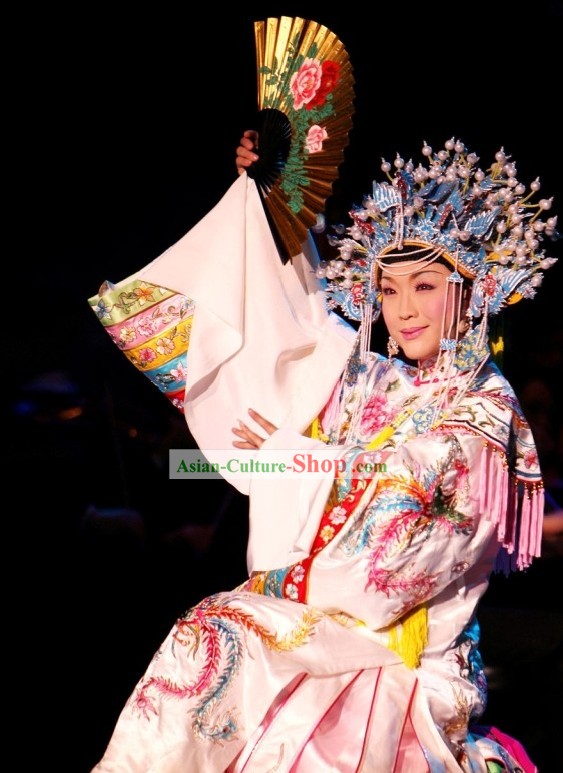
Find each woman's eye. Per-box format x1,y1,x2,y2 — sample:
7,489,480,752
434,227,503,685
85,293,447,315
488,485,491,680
381,287,395,296
415,282,435,291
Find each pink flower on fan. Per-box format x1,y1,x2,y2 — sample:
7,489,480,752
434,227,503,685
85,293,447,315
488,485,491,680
306,124,328,154
305,60,340,110
290,58,322,110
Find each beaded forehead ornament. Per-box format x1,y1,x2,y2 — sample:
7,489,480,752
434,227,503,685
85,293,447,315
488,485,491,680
320,138,558,348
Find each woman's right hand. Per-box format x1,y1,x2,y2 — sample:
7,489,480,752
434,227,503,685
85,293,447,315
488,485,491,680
236,130,259,175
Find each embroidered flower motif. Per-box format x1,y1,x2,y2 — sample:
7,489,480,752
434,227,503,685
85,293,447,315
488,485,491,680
285,583,299,600
359,394,391,435
170,361,187,382
291,565,305,583
94,299,112,320
119,325,137,344
412,405,439,433
138,318,157,336
138,348,157,364
320,524,335,543
329,506,347,525
156,336,175,356
134,284,155,306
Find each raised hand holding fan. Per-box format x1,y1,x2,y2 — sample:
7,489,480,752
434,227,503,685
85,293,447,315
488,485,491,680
247,16,355,263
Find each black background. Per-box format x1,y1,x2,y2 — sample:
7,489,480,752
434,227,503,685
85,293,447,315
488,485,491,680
10,4,563,771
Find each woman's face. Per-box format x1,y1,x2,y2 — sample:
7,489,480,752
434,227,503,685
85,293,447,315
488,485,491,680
380,261,462,363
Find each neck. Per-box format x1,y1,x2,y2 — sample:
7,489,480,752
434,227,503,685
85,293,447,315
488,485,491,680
414,356,442,385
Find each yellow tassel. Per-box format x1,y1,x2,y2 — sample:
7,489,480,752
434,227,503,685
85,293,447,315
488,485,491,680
307,416,329,442
309,417,321,438
366,409,412,451
366,424,396,450
387,605,428,669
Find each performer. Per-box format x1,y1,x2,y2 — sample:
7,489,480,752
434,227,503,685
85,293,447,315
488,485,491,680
89,134,557,771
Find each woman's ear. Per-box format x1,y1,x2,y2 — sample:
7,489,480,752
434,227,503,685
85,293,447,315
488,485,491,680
457,317,470,336
457,283,472,338
461,283,472,312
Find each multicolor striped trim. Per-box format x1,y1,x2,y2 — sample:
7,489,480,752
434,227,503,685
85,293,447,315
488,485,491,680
89,279,194,410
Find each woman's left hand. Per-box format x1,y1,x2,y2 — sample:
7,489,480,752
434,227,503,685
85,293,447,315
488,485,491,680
232,408,277,449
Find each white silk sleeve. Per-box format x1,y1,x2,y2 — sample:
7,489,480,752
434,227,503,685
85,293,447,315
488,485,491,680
246,427,345,573
139,175,356,495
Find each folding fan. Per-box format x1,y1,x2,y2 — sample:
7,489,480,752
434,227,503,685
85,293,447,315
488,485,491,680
246,16,355,263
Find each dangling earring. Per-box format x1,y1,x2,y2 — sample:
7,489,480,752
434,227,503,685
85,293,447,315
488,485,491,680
387,336,399,357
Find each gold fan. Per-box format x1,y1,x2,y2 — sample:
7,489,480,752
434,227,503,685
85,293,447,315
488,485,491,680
247,16,355,263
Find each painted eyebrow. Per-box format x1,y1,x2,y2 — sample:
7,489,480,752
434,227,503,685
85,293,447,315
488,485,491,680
380,269,447,283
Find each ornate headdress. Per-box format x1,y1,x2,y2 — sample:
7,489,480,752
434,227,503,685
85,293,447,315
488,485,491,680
320,137,558,372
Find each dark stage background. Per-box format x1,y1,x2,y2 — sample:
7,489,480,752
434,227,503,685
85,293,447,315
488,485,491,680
11,4,563,771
